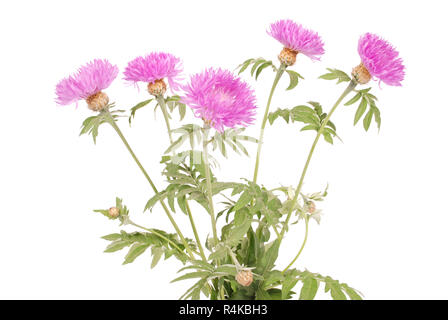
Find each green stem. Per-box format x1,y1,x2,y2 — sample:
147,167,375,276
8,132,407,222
186,201,207,261
282,216,309,273
278,80,357,242
157,95,207,261
252,64,286,184
156,95,174,145
202,126,219,245
104,111,195,260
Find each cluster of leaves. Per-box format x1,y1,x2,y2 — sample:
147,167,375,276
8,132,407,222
319,68,352,84
319,68,382,131
268,101,340,144
236,57,303,90
145,152,243,215
176,244,362,300
102,230,194,266
165,124,257,158
237,57,278,80
80,103,125,143
345,88,381,131
128,95,187,125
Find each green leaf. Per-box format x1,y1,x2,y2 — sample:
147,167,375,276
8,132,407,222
324,278,347,300
372,105,381,130
101,233,122,241
104,240,130,253
363,108,374,131
299,277,319,300
123,243,150,264
354,98,368,125
282,274,299,299
228,215,252,246
255,61,272,80
171,271,211,283
343,285,363,300
319,68,351,84
258,240,280,275
129,99,153,124
234,190,252,211
151,246,164,269
286,70,303,90
237,58,254,74
345,92,362,106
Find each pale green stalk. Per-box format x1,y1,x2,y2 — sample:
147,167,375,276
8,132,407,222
202,125,219,245
252,64,286,184
104,111,195,260
282,216,309,273
278,80,357,245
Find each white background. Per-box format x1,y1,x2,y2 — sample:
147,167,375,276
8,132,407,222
0,0,447,300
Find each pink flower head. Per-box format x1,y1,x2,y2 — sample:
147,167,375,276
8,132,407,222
182,68,257,132
123,52,183,92
55,59,118,105
358,33,405,86
267,19,325,61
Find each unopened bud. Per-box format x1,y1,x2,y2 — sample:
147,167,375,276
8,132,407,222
352,63,372,85
307,201,316,214
86,91,109,112
147,79,167,96
108,207,120,218
278,47,299,66
236,270,253,287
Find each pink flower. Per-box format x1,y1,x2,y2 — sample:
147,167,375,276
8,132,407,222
55,59,118,105
123,52,183,92
267,19,325,61
358,33,405,86
181,68,257,132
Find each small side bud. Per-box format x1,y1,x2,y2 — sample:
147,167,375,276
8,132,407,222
307,201,316,214
86,91,109,112
278,47,299,66
236,269,253,287
108,207,120,218
147,79,167,96
352,63,372,85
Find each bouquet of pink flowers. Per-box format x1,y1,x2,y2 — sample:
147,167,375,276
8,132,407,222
56,19,404,300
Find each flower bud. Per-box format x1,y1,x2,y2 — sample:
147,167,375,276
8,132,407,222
236,270,253,287
278,47,299,66
307,201,316,214
147,79,167,96
86,91,109,112
108,206,120,218
352,63,372,85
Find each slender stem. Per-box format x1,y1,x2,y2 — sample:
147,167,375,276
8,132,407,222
278,80,357,242
186,201,207,261
157,95,207,261
227,247,242,269
156,95,174,145
103,111,195,259
252,64,286,184
202,126,218,245
128,220,189,258
282,216,309,273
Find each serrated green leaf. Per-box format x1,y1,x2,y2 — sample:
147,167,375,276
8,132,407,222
123,243,150,264
299,277,319,300
104,240,130,253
